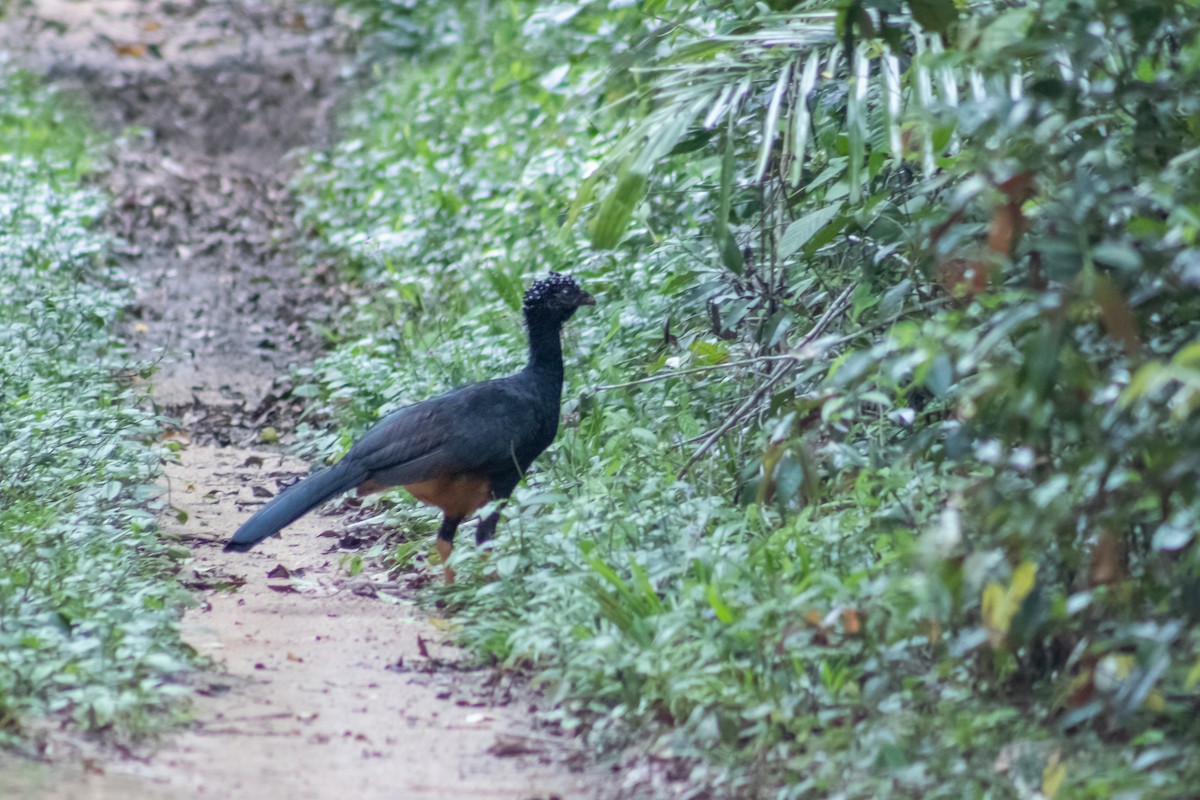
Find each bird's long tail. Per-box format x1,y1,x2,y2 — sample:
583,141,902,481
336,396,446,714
225,461,362,551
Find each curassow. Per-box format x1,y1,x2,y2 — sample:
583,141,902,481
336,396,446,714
224,273,594,579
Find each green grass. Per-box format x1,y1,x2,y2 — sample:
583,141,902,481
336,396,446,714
0,70,92,170
0,66,191,745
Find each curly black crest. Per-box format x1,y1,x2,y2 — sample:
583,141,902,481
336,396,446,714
523,272,594,313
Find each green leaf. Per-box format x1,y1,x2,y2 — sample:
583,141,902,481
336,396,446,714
789,50,822,183
1152,520,1195,551
1093,242,1143,271
846,45,870,203
590,169,649,250
719,233,744,273
690,340,730,365
779,204,844,260
705,582,736,624
1175,341,1200,369
754,64,792,183
978,7,1033,55
908,0,959,34
925,353,954,397
716,123,743,274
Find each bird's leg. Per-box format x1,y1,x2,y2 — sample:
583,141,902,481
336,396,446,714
475,500,508,545
436,515,461,584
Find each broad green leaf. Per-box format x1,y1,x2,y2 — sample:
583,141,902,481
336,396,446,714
979,7,1034,55
846,45,870,202
909,0,958,35
590,169,649,250
1093,242,1143,271
1042,753,1066,799
882,51,903,163
982,562,1037,646
719,233,744,273
705,582,736,624
1011,562,1037,601
1186,658,1200,690
789,50,822,183
716,122,743,273
779,204,843,260
754,63,792,183
1176,341,1200,369
690,340,730,365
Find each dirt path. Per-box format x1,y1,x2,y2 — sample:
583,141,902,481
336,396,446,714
132,445,595,799
0,2,599,797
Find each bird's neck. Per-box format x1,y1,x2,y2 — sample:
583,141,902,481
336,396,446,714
523,314,565,387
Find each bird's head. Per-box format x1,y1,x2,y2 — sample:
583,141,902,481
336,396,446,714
523,273,595,324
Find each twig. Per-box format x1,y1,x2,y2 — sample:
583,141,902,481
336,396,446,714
596,355,797,391
676,286,855,480
598,294,945,393
797,284,855,346
676,367,790,480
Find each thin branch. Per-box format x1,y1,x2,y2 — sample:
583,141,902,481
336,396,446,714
600,284,858,394
676,366,789,481
676,285,854,479
599,293,945,393
596,355,792,391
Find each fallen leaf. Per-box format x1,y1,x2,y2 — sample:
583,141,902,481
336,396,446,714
1089,531,1125,586
266,564,290,579
113,42,148,57
987,202,1021,257
988,172,1035,258
489,734,545,757
1093,276,1141,359
937,257,989,300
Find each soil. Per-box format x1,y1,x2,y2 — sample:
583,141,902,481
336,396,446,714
0,2,604,797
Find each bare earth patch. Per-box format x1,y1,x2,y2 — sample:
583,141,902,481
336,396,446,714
0,1,605,797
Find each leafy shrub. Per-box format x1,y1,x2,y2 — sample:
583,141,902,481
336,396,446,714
300,1,1200,795
0,66,190,743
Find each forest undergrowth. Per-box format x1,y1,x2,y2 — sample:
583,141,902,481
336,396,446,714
288,1,1200,796
0,65,190,747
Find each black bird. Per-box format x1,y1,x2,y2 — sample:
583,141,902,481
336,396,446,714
225,274,594,580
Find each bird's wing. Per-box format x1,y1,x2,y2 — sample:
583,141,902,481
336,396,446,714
343,399,460,487
342,378,554,489
439,379,554,475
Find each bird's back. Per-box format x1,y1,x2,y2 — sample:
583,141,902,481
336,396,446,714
347,368,562,490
